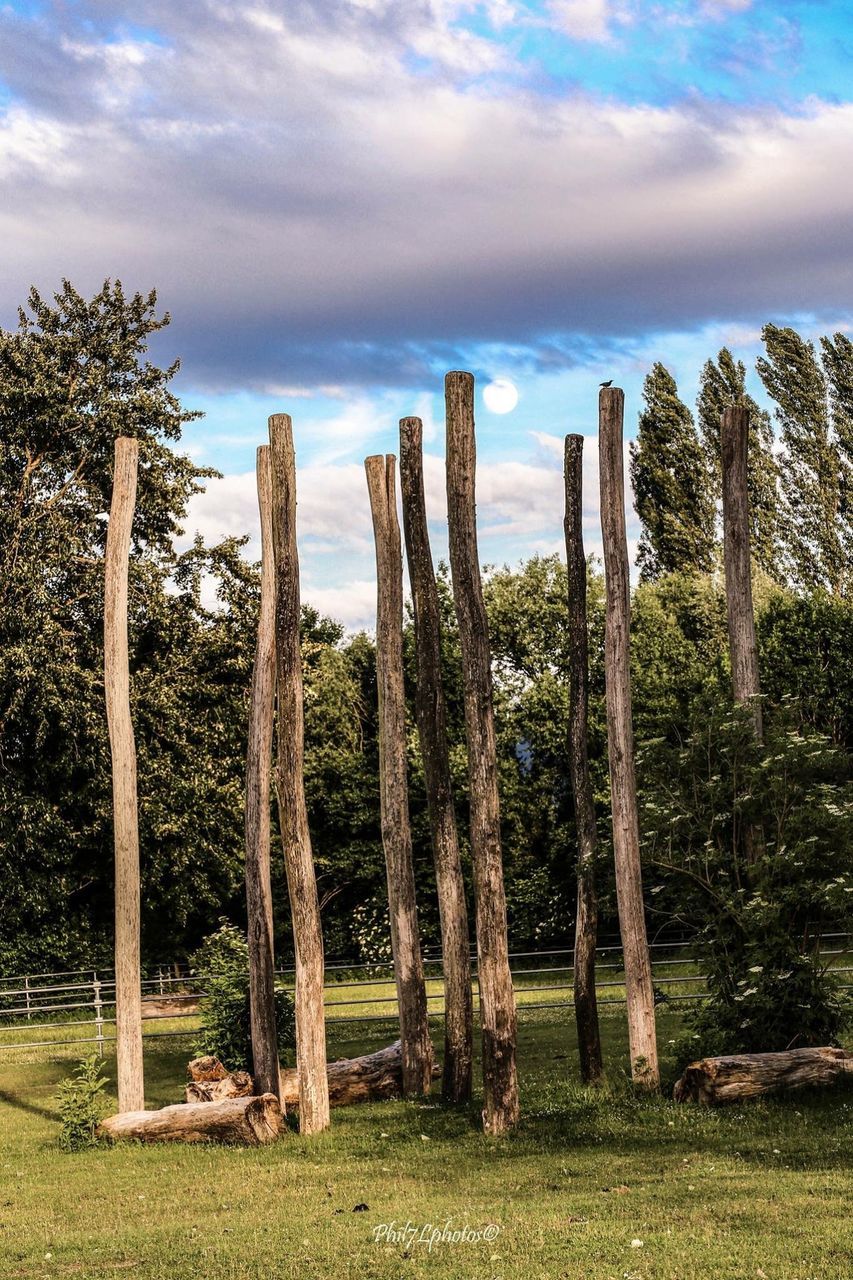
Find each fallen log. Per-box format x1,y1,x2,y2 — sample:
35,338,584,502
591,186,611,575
185,1041,441,1109
673,1047,853,1105
99,1093,283,1145
186,1070,254,1103
187,1055,229,1082
279,1039,439,1108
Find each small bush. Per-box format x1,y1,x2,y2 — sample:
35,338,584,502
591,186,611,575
190,921,296,1073
638,700,853,1071
56,1054,109,1152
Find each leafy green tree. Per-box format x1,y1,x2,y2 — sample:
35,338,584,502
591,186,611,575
697,347,780,576
638,701,852,1060
630,363,716,581
818,331,853,580
757,325,846,594
0,281,252,971
758,590,853,750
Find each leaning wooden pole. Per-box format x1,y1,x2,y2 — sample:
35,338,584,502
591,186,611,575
598,388,659,1090
445,372,519,1134
244,446,280,1098
399,417,474,1103
721,405,763,743
365,453,434,1096
563,434,603,1085
268,414,330,1134
104,436,144,1113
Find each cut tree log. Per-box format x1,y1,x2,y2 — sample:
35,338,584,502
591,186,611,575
185,1070,254,1103
100,1094,283,1145
187,1042,441,1109
673,1047,853,1105
280,1039,439,1108
187,1055,229,1083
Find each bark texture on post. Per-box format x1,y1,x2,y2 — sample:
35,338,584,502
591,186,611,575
721,405,763,742
598,389,659,1090
268,414,330,1134
104,436,144,1114
445,372,519,1134
563,434,603,1085
244,446,280,1099
399,417,474,1104
365,453,434,1097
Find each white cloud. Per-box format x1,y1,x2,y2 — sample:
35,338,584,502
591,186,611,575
548,0,616,43
179,425,642,628
1,1,850,391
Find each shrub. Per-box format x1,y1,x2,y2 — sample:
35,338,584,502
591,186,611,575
638,699,853,1067
190,921,295,1073
56,1054,109,1152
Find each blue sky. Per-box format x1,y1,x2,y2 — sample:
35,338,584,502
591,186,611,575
1,0,851,625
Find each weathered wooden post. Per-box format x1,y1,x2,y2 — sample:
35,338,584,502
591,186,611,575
721,405,763,742
399,416,474,1103
563,433,603,1085
104,436,144,1113
244,445,280,1098
268,414,330,1133
365,453,434,1096
445,372,519,1134
598,388,659,1090
721,403,764,867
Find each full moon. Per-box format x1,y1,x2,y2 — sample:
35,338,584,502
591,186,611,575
483,378,519,414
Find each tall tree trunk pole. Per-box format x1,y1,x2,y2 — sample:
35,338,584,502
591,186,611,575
721,404,764,868
563,434,603,1085
445,372,520,1134
268,414,330,1134
244,446,280,1098
721,405,763,742
598,388,659,1090
365,453,434,1097
104,437,144,1113
399,417,474,1103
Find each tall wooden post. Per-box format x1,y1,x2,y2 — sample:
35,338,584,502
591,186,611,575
365,453,434,1096
721,405,763,742
598,388,659,1090
399,417,474,1103
244,446,280,1098
104,436,144,1113
268,414,330,1134
445,372,519,1134
563,434,603,1085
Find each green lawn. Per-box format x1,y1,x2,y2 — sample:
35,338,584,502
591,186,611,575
0,1011,851,1280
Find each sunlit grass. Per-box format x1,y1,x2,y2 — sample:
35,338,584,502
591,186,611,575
0,1010,850,1279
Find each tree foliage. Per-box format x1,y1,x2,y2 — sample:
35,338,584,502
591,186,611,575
697,347,780,576
630,362,716,581
757,324,848,594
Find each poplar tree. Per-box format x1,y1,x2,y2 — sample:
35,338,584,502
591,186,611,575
818,332,853,588
757,325,845,595
630,362,715,581
697,348,780,577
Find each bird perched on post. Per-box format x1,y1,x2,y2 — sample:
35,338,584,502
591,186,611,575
599,380,613,388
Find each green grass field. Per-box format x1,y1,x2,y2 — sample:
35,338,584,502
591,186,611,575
1,1010,851,1280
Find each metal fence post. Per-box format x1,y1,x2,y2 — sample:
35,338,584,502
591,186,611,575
93,973,105,1058
24,976,31,1021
